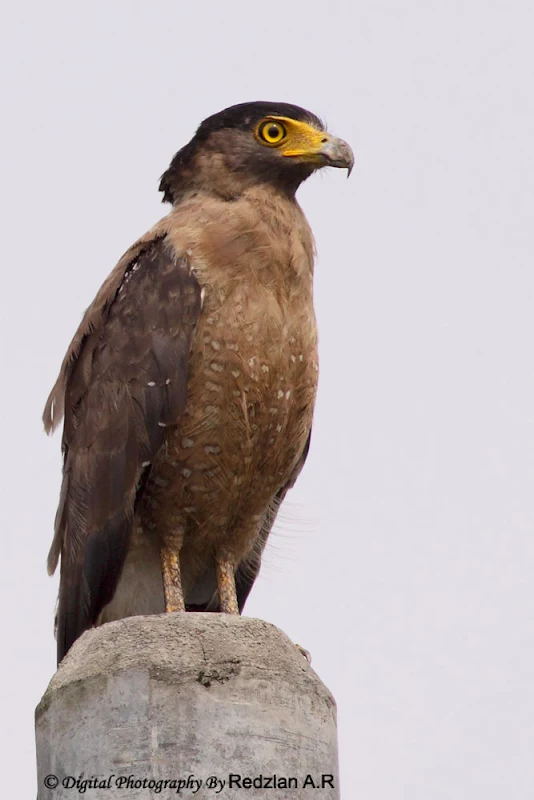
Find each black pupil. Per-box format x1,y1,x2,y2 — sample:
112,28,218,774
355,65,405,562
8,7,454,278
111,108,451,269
267,124,281,139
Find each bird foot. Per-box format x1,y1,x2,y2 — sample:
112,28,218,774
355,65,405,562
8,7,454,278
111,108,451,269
216,558,240,614
161,546,185,612
296,644,311,664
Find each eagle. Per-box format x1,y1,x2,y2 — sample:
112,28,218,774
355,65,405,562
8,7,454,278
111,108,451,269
44,101,353,664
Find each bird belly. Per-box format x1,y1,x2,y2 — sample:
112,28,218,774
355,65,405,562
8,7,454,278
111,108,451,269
139,299,318,592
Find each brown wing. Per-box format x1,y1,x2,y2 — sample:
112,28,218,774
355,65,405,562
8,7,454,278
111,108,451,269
44,236,201,663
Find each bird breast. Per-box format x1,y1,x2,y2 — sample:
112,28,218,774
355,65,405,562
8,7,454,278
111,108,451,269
141,190,318,560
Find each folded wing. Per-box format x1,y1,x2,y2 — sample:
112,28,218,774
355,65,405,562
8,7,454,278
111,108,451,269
44,237,201,662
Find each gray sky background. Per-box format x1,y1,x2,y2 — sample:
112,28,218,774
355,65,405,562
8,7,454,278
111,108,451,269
1,1,533,797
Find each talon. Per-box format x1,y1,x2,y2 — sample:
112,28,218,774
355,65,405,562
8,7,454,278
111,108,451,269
296,644,311,664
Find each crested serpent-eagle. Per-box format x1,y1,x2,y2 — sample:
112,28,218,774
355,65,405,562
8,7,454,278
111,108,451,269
44,101,353,664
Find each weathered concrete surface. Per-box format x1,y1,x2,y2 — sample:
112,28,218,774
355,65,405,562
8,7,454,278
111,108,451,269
36,614,339,799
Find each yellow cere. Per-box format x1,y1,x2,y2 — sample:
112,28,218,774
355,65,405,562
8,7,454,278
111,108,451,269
255,116,328,162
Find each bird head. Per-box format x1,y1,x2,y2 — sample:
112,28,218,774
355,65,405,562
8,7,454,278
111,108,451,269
160,101,354,204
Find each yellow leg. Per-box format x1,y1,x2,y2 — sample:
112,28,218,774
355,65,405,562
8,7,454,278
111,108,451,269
216,558,239,614
161,545,185,613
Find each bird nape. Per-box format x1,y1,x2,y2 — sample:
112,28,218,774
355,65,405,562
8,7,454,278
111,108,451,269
44,101,353,664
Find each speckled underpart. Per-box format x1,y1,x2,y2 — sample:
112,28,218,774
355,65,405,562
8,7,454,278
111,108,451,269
141,186,318,599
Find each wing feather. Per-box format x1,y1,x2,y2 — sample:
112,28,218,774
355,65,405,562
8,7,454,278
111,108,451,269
45,236,201,662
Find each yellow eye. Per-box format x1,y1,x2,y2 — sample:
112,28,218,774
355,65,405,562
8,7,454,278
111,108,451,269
258,120,287,145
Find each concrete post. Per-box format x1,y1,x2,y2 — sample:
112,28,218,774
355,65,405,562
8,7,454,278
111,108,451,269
35,614,340,799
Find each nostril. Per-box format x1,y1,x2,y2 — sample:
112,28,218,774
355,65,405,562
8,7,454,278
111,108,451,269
321,137,328,143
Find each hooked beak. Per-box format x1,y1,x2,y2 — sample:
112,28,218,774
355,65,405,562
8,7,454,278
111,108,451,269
318,135,354,176
282,131,354,177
